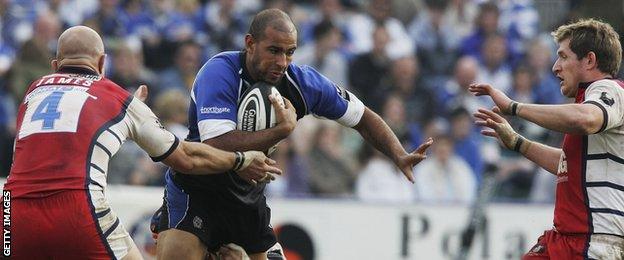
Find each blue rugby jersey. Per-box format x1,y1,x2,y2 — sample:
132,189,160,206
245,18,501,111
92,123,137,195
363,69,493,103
168,51,364,207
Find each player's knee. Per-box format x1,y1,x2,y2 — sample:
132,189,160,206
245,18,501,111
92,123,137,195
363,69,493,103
157,229,206,260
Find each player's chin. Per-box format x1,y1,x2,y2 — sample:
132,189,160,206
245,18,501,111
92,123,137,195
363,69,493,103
264,74,283,85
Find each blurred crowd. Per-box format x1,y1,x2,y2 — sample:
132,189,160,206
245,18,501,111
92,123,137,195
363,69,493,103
0,0,622,204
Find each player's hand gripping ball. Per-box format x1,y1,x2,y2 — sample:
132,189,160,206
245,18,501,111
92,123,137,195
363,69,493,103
237,82,285,155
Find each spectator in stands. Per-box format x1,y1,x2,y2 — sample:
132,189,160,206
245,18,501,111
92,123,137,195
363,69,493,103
265,139,312,198
476,33,512,93
119,0,158,41
153,89,189,138
83,0,126,38
160,0,204,44
349,25,391,112
408,0,460,89
347,0,413,59
356,144,416,203
298,0,348,45
307,122,356,197
109,42,159,101
379,94,410,146
443,0,478,41
498,0,539,65
459,2,500,59
158,40,202,91
203,0,247,53
294,19,348,88
387,55,437,126
438,56,489,115
449,107,484,181
10,12,60,100
415,134,477,204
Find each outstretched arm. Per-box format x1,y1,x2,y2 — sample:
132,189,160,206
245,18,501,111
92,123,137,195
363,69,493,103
469,83,604,134
353,108,433,183
163,141,282,184
474,108,562,175
515,103,603,134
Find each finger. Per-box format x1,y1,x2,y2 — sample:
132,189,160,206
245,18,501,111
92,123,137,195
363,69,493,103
480,130,499,138
270,95,285,110
478,108,505,123
401,168,415,184
247,179,258,186
473,111,492,121
265,157,277,165
278,97,293,111
492,106,502,114
474,120,491,127
264,165,282,175
413,137,433,154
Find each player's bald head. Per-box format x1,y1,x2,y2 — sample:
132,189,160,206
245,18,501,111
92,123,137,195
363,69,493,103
56,26,104,63
248,9,296,40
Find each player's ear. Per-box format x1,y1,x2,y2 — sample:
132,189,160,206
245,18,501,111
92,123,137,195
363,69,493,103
51,59,58,71
585,51,598,70
97,54,106,76
245,34,255,53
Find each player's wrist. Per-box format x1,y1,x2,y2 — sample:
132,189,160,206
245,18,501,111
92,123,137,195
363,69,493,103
232,151,245,172
511,134,528,153
274,122,295,138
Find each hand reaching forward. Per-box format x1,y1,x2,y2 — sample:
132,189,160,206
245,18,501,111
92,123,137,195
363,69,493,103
396,137,433,183
468,83,516,115
473,107,520,150
235,151,282,185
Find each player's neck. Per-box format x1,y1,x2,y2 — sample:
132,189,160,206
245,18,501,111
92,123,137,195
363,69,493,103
583,70,613,82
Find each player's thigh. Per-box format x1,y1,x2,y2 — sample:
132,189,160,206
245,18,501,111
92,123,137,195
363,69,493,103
157,228,207,260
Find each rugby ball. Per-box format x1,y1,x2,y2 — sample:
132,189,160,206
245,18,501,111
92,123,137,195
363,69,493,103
236,82,284,154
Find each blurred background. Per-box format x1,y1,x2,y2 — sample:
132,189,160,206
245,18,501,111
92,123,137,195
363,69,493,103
0,0,622,259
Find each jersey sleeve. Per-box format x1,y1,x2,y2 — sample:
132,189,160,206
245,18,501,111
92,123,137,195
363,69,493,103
192,57,239,141
126,97,179,162
292,65,365,127
583,79,624,132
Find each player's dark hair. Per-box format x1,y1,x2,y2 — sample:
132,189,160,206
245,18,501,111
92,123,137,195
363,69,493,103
552,18,622,77
248,9,296,41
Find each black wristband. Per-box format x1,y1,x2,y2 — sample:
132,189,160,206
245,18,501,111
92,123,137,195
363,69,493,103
513,135,525,152
510,102,519,116
233,151,244,171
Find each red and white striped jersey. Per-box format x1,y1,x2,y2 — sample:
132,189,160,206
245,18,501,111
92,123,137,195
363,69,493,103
5,67,178,198
554,79,624,240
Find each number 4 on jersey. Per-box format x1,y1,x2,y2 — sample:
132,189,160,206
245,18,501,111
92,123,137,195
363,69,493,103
18,88,93,139
31,91,64,129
